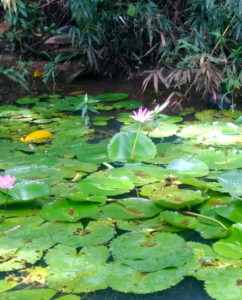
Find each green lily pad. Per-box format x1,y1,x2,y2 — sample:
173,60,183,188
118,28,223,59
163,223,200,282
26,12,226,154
167,158,209,177
116,216,170,232
0,280,18,293
160,210,228,239
95,92,129,102
56,221,115,247
98,197,162,220
77,176,134,196
108,131,157,162
16,97,40,104
110,231,193,272
213,223,242,259
197,150,242,170
142,185,205,209
217,169,242,197
107,262,185,294
216,202,242,222
204,268,242,300
55,295,81,300
8,181,50,201
40,200,100,222
46,244,109,293
109,164,168,186
112,100,142,109
0,289,56,300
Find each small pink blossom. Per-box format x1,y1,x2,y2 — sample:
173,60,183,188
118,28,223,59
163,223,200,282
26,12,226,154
0,174,16,189
130,107,153,123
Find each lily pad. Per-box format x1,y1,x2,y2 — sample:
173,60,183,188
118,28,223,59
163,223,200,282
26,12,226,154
0,289,56,300
98,197,162,220
142,185,205,209
167,158,209,177
46,244,109,293
213,223,242,259
108,131,157,162
110,231,193,272
8,181,50,201
95,92,129,102
77,176,134,196
40,200,100,222
217,169,242,197
107,262,185,294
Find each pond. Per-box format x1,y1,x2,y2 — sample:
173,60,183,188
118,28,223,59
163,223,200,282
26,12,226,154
0,88,241,300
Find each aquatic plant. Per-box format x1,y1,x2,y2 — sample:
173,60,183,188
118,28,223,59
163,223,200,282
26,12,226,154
0,174,15,189
0,92,241,300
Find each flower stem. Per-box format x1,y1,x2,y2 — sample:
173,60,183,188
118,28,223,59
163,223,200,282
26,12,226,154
183,211,228,230
131,122,142,161
5,192,9,208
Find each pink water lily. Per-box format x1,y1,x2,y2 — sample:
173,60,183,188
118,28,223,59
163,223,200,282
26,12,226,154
0,174,16,189
130,107,152,123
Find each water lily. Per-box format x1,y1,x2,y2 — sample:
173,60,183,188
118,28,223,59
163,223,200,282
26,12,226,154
0,174,15,189
130,107,152,160
0,174,15,207
130,107,152,123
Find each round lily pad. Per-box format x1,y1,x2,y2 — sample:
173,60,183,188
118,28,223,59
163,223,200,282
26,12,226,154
110,231,193,272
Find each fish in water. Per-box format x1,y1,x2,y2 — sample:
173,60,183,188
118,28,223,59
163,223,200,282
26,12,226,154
209,94,232,110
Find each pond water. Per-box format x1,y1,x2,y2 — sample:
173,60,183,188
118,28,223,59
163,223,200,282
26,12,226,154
0,85,241,300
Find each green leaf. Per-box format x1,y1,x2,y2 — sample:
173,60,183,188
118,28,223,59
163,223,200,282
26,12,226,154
143,185,206,209
8,181,50,201
46,245,109,293
127,3,136,16
204,268,242,300
0,289,56,300
40,200,100,222
218,169,242,197
110,231,193,272
107,262,185,294
55,221,115,247
108,131,157,162
77,176,134,196
216,202,242,222
98,197,162,220
167,158,209,177
95,93,129,102
213,223,242,259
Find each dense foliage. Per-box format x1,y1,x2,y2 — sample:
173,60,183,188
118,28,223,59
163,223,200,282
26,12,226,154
1,1,242,99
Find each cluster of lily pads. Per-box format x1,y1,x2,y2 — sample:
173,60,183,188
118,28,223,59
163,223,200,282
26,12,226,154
0,92,241,300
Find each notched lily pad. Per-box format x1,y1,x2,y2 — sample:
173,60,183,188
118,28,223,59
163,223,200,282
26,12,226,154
40,199,100,222
97,197,162,220
110,231,193,272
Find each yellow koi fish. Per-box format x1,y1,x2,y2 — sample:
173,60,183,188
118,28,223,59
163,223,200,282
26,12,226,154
20,130,53,143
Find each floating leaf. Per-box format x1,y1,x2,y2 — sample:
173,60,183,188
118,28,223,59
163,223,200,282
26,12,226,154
213,223,242,259
217,169,242,197
40,200,100,222
142,185,205,209
98,197,162,220
77,176,134,196
95,92,129,102
8,181,50,201
0,288,56,300
108,131,157,162
46,244,109,293
110,231,193,272
167,158,209,177
56,221,115,247
107,262,185,294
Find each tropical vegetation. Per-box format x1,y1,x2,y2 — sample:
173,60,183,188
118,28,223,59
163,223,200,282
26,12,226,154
1,0,242,102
